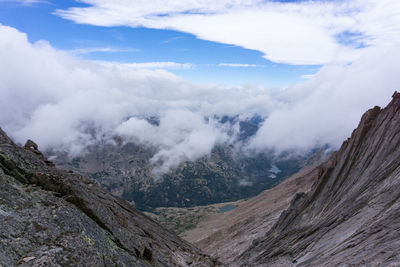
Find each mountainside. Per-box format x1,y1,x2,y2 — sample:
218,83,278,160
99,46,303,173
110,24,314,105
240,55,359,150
238,92,400,266
181,164,320,264
52,118,324,211
183,92,400,266
0,128,218,266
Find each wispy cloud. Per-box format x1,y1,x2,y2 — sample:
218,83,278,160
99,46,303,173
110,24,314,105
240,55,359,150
54,0,400,65
69,47,140,55
161,36,185,44
104,61,195,70
219,63,264,68
0,0,50,5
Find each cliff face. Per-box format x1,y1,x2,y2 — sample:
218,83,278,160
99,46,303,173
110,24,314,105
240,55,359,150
237,93,400,266
0,129,218,266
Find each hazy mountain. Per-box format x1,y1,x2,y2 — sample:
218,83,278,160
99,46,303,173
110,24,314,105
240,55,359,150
51,117,328,211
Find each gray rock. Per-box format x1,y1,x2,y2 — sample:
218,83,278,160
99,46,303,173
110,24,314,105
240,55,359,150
0,128,220,266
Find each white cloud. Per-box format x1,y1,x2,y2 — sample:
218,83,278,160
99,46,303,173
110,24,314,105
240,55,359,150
248,44,400,152
0,24,274,174
116,110,230,176
111,61,195,70
54,0,400,65
219,63,262,68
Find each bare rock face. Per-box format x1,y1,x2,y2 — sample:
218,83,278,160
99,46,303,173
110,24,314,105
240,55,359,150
236,93,400,266
182,164,320,264
0,128,219,266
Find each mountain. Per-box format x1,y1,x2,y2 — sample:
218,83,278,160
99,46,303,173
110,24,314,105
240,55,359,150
52,117,325,211
183,92,400,266
0,128,218,266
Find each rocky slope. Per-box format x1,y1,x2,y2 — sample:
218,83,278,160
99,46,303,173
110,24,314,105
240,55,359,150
235,93,400,266
181,164,320,264
52,117,324,210
0,128,218,266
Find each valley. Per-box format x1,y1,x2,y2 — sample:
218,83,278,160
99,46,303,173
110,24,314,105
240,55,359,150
51,118,328,211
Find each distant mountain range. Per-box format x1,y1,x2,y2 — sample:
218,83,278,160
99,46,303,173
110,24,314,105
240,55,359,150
51,116,329,210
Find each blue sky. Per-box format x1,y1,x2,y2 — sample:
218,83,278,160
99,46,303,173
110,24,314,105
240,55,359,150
0,0,322,87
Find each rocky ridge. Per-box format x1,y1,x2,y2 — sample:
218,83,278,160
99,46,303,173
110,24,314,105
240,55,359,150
0,128,218,266
236,92,400,266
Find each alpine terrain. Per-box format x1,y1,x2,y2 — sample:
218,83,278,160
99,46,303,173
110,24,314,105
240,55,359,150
182,92,400,266
1,92,400,266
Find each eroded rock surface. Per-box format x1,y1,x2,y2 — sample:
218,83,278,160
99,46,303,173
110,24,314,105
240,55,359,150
0,128,219,266
236,93,400,266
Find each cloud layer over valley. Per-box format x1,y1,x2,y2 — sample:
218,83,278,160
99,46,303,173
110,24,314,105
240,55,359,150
0,24,277,173
1,16,400,174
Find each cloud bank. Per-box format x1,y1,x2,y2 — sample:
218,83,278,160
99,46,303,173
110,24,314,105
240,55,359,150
0,24,275,173
1,23,400,175
55,0,400,65
250,44,400,152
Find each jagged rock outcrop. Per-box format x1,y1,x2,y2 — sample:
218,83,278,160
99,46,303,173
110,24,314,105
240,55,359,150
24,139,55,167
0,128,219,266
236,93,400,266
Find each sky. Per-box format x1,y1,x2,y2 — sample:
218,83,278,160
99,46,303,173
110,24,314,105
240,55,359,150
1,0,400,174
0,0,331,87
